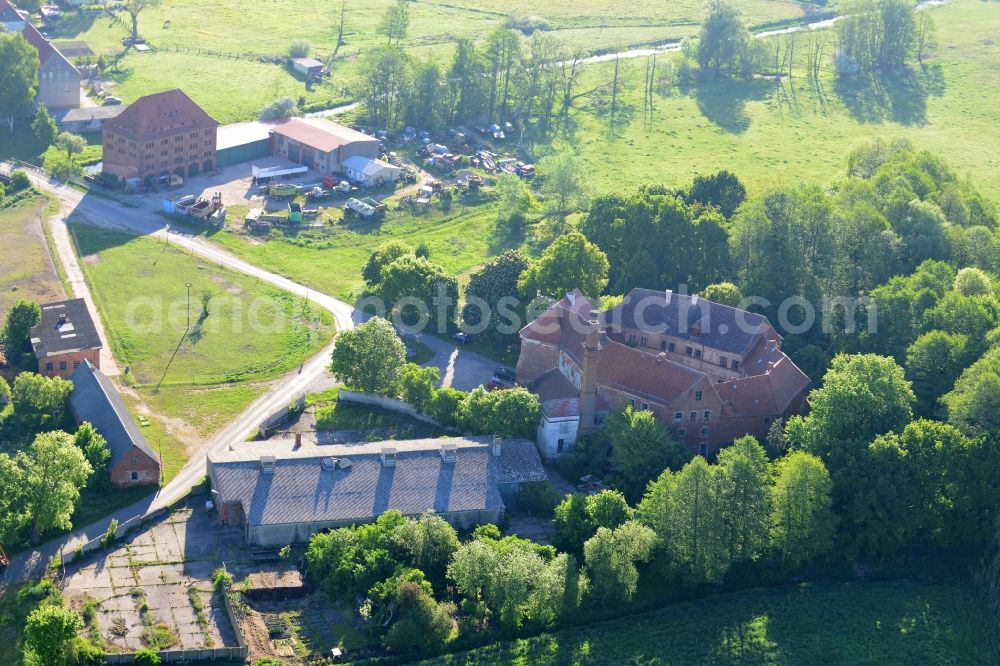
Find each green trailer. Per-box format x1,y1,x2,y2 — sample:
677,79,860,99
288,202,303,224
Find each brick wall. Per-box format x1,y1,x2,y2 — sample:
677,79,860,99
515,339,559,385
38,349,101,378
110,445,160,487
104,127,217,183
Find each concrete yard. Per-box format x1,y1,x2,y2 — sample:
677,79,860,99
61,502,245,653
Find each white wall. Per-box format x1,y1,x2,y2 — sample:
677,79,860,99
537,414,578,461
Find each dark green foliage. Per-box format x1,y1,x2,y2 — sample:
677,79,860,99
363,240,414,288
455,386,540,438
462,250,529,345
383,581,456,654
1,299,41,354
685,169,746,217
397,363,440,413
329,317,406,395
516,481,561,518
133,648,162,665
31,103,57,146
380,256,461,325
942,347,1000,439
429,386,465,427
604,406,690,502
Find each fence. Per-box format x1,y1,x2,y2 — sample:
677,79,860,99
338,389,442,426
258,394,306,438
103,584,248,663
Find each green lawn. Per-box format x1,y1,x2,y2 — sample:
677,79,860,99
311,388,445,437
415,579,998,666
547,0,1000,201
71,224,335,439
207,199,522,301
0,193,65,320
0,130,102,168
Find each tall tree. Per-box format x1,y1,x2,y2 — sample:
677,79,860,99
715,436,771,563
11,372,73,428
455,386,540,439
770,451,835,566
75,422,112,480
905,330,972,417
942,347,1000,438
538,152,589,231
23,605,83,666
664,457,729,583
2,299,41,352
686,169,747,218
124,0,162,41
697,0,751,78
553,493,593,554
585,489,633,531
56,131,86,163
363,240,415,288
462,250,529,347
518,230,609,299
378,0,410,47
31,102,57,146
379,255,460,325
329,317,406,395
0,453,26,544
359,47,411,129
583,521,656,602
0,34,38,134
19,430,93,542
605,406,690,502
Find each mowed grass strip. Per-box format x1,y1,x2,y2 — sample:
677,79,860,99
0,193,66,319
415,580,998,666
71,224,335,388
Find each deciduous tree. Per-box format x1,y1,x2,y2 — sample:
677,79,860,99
23,605,83,666
770,451,835,566
583,521,656,602
31,102,57,146
2,299,41,353
378,0,410,47
519,230,609,299
715,436,771,563
0,33,38,134
19,431,93,543
124,0,162,41
605,406,689,502
329,317,406,395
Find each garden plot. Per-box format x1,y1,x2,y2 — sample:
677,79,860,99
61,505,245,653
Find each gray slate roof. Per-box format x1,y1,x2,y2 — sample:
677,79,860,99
69,360,159,468
209,436,547,527
606,288,772,356
30,299,102,358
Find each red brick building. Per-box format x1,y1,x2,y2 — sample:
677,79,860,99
102,89,218,186
70,360,160,487
517,289,811,460
29,299,102,379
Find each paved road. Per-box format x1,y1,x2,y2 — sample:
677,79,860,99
1,165,495,585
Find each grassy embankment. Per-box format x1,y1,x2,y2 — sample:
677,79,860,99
0,193,65,319
71,225,336,478
414,579,998,666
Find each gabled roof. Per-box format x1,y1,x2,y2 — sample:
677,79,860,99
69,360,159,469
209,436,546,528
29,298,102,358
0,0,25,24
105,89,218,141
342,155,400,177
606,288,773,356
269,117,378,154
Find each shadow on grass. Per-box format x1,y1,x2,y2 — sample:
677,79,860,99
686,77,774,133
834,63,945,125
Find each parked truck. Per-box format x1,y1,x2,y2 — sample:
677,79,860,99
258,183,298,198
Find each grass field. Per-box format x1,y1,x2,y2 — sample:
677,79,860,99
206,199,522,301
415,579,998,666
71,225,335,440
547,1,1000,199
0,193,65,320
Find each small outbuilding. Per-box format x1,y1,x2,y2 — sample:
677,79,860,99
216,121,275,168
291,57,325,77
341,155,401,187
29,298,102,378
57,105,128,133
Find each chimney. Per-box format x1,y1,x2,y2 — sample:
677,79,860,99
294,431,302,449
579,319,602,435
492,435,502,457
692,294,699,306
665,289,673,305
321,457,337,470
260,455,276,474
380,447,397,468
440,443,457,464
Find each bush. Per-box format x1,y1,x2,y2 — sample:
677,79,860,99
67,637,105,665
288,39,311,58
212,567,233,590
9,170,31,192
517,481,561,517
429,387,465,427
505,14,550,34
133,648,161,666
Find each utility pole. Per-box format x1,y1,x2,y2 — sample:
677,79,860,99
186,282,192,331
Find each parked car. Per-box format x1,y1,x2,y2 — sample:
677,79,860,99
493,367,516,383
453,332,472,344
103,96,122,106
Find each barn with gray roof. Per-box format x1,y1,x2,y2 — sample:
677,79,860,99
208,436,547,547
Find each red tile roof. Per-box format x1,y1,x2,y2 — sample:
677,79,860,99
105,89,218,141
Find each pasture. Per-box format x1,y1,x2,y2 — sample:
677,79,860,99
71,225,335,438
0,193,65,320
415,579,999,666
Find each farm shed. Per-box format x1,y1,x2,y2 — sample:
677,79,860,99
216,121,274,168
58,105,127,133
208,436,547,547
341,155,401,187
291,57,325,77
269,117,379,175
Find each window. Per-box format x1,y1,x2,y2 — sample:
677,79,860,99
73,361,80,369
45,362,53,371
703,410,711,421
700,426,709,437
689,411,697,423
557,439,564,454
639,336,648,347
685,346,693,356
595,413,605,426
130,471,139,482
694,349,702,359
59,361,67,371
732,360,740,371
668,342,675,352
720,357,728,368
131,456,139,464
764,417,771,429
627,334,637,345
695,391,703,401
660,340,667,351
628,398,635,407
674,412,683,423
678,428,686,436
699,442,708,456
640,402,648,410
